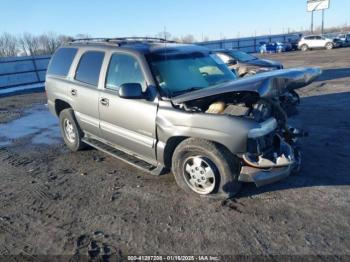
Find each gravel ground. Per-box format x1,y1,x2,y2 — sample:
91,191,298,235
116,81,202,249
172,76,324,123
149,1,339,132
0,48,349,260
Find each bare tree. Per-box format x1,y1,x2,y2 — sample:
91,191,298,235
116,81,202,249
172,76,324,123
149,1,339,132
38,32,60,54
19,32,41,56
180,34,196,43
0,32,18,57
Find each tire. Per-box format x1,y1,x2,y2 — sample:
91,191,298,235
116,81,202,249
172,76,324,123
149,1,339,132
171,138,241,199
59,108,86,151
325,42,333,50
301,44,308,52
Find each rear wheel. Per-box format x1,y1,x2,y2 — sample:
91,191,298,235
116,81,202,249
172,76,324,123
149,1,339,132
301,44,308,51
325,42,333,50
59,108,86,151
172,138,241,199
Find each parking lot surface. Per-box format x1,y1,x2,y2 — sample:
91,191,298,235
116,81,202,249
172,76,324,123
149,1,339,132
0,48,349,258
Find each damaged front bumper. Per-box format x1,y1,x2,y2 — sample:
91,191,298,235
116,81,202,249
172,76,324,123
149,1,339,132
238,138,299,187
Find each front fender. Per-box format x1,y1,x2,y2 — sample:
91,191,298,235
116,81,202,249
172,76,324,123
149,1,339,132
156,105,259,154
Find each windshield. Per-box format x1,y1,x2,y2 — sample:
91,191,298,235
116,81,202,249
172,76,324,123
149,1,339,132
228,50,257,62
147,52,236,97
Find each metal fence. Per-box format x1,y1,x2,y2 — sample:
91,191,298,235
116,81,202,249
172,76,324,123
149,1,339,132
197,33,302,52
0,55,50,90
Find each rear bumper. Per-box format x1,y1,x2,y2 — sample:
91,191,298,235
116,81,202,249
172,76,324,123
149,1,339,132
238,139,297,187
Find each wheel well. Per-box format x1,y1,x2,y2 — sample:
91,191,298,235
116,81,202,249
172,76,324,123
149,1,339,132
163,136,234,169
163,136,188,168
55,99,71,116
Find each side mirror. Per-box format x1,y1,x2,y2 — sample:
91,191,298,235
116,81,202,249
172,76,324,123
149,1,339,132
227,59,237,66
118,83,144,99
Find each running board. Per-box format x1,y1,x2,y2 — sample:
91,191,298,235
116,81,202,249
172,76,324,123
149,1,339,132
82,137,165,176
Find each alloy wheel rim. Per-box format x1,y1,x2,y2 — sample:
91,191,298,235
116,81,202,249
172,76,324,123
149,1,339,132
64,119,76,143
183,156,216,194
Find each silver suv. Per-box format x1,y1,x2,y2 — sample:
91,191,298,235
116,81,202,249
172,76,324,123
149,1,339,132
46,38,321,198
298,35,336,51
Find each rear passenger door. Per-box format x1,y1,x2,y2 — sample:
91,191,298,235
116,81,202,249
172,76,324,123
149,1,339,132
305,36,316,48
98,52,158,163
70,50,104,136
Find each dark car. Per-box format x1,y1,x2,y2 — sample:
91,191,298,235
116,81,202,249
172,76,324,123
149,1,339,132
258,42,292,53
214,49,283,77
337,33,350,47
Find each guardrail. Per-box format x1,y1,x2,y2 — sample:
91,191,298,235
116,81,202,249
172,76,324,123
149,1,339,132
0,55,50,89
0,55,51,97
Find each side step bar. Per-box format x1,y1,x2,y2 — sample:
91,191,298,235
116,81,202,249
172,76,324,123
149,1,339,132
82,137,165,176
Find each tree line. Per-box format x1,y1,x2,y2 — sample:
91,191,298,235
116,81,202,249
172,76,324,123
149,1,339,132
2,24,348,57
0,32,198,57
0,32,77,57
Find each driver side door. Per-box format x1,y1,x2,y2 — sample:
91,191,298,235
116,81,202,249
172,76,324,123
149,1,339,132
98,52,158,164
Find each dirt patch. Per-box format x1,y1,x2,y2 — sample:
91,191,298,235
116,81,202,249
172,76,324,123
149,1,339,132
0,48,349,257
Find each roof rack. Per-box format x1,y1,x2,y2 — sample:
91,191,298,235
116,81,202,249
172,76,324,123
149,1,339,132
70,37,176,45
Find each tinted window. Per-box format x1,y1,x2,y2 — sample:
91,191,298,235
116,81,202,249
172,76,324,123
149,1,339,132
47,48,77,77
105,54,146,91
75,51,104,86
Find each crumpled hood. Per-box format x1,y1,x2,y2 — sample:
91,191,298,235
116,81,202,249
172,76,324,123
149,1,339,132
172,67,322,104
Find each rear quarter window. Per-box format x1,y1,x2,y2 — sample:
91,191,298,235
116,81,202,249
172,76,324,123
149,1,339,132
47,48,77,77
75,51,105,86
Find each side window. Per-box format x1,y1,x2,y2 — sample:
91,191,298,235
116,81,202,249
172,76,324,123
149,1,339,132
315,36,322,40
47,48,77,77
105,54,146,91
75,51,105,86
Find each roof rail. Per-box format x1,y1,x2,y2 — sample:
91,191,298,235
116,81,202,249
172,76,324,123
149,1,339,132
70,37,176,45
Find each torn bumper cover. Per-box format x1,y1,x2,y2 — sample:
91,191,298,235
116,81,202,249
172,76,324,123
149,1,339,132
238,139,298,187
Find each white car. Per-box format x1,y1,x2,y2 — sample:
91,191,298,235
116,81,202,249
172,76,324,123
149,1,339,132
298,35,335,51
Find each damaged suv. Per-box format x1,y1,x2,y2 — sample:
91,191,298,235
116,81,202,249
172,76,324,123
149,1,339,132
46,38,321,198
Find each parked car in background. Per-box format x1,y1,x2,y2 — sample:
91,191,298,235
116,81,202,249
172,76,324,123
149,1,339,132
214,49,283,77
298,35,339,51
258,42,292,53
337,33,350,47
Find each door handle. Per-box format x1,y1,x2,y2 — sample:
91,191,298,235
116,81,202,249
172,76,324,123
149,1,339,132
71,89,77,96
100,97,109,106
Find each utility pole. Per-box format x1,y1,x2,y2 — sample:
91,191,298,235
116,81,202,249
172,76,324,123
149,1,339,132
321,9,325,34
311,11,314,33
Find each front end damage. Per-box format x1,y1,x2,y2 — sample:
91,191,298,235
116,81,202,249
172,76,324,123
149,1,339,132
171,67,320,187
239,121,301,186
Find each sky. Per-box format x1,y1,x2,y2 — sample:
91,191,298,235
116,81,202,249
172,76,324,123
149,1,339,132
1,0,349,40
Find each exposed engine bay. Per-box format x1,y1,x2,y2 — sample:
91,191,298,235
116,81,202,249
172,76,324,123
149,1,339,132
171,67,321,178
176,91,306,173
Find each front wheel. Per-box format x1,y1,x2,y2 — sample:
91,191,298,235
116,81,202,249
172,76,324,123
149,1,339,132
325,42,333,50
172,138,241,199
